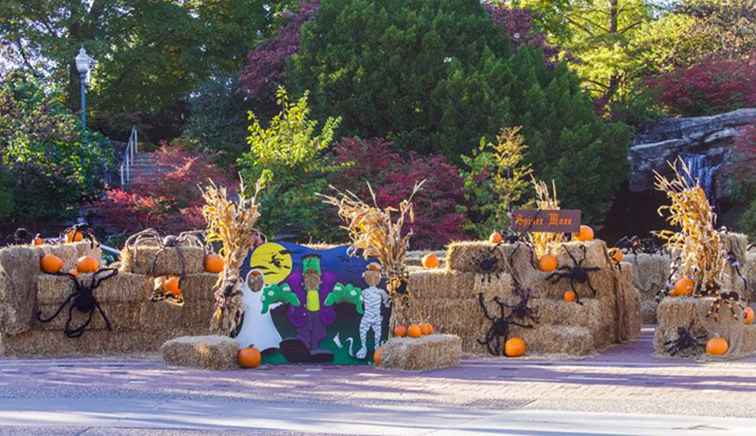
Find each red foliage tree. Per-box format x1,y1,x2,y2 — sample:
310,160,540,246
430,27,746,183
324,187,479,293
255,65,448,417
648,54,756,116
96,145,233,234
330,137,468,249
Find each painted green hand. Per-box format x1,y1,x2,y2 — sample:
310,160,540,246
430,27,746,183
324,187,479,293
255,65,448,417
260,283,301,314
324,283,363,314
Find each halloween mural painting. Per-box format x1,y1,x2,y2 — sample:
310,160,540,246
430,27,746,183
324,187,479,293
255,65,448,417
235,242,389,364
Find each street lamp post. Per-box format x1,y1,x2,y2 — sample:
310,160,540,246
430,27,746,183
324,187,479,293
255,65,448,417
75,47,94,130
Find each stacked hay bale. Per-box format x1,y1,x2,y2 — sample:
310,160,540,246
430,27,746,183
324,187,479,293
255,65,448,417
655,233,756,358
408,239,641,356
624,253,672,323
0,242,218,356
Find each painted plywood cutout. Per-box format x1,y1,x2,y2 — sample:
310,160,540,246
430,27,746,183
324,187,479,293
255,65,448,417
236,242,389,364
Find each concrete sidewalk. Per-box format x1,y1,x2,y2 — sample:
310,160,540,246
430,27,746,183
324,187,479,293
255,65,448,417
1,328,756,435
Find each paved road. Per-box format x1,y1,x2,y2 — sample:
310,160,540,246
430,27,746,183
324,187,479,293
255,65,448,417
2,328,756,435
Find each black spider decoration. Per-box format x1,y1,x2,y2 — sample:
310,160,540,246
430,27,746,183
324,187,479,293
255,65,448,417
471,242,506,283
7,227,33,245
546,245,601,305
62,223,98,249
36,268,118,338
477,292,534,356
615,235,664,256
706,287,745,322
500,283,539,326
664,321,707,356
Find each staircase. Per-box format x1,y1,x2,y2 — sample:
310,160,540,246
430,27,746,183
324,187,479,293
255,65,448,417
128,153,166,186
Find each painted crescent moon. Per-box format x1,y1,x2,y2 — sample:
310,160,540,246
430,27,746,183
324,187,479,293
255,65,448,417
250,242,293,285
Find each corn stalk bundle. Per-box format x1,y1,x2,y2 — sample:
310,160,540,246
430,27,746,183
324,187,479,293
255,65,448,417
319,181,425,303
528,177,565,258
200,176,265,336
654,158,725,295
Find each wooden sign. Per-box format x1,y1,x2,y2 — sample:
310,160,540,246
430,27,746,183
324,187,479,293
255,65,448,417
511,209,581,233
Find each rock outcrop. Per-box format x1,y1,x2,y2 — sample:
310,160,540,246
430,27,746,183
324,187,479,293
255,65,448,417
628,108,755,199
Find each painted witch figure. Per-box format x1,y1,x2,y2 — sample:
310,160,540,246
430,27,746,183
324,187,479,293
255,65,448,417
355,262,390,358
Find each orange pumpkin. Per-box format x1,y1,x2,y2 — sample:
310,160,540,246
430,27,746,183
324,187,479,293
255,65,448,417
563,290,577,303
407,324,423,338
504,337,527,357
608,248,624,263
393,325,407,337
204,254,225,273
33,234,44,246
238,347,262,368
162,276,181,296
671,277,694,297
574,225,594,242
420,323,434,335
489,231,503,244
422,253,440,269
76,256,99,273
373,347,383,366
40,254,64,273
744,307,754,325
538,255,558,272
65,229,84,243
706,337,728,356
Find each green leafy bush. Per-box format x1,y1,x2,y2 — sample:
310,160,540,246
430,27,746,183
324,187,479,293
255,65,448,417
0,72,113,223
460,127,533,239
238,87,342,240
288,0,631,223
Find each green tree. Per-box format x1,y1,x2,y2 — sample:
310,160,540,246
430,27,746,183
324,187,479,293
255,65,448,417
461,127,533,238
238,87,342,240
289,0,631,222
0,1,290,135
0,71,113,222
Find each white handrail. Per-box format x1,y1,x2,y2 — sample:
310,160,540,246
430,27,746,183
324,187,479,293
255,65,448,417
120,126,138,187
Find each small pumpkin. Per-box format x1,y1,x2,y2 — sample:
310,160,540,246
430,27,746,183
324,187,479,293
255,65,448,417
608,248,624,263
422,253,440,269
76,255,99,273
407,324,423,338
538,255,558,272
504,337,527,357
238,347,262,368
373,347,383,366
65,229,84,243
671,277,694,297
420,323,434,335
33,234,44,246
744,307,754,325
574,225,594,242
393,325,407,337
489,231,503,244
706,337,728,356
204,253,225,273
40,254,64,273
563,290,577,303
162,276,182,296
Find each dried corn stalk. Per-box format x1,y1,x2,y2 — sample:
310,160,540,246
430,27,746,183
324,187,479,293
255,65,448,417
654,158,725,295
319,181,425,305
527,177,565,258
200,176,265,336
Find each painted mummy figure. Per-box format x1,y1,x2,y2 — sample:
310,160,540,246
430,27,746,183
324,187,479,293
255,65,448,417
355,262,390,359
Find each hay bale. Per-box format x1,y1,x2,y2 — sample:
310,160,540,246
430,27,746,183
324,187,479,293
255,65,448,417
161,335,240,370
654,296,747,358
152,273,218,303
747,252,756,302
380,334,461,371
36,272,150,305
408,270,475,300
532,299,601,328
121,245,205,276
33,303,141,331
406,250,446,267
472,273,513,299
719,233,750,298
445,241,507,274
0,327,199,356
554,240,610,270
512,324,595,355
743,324,756,354
140,301,213,331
